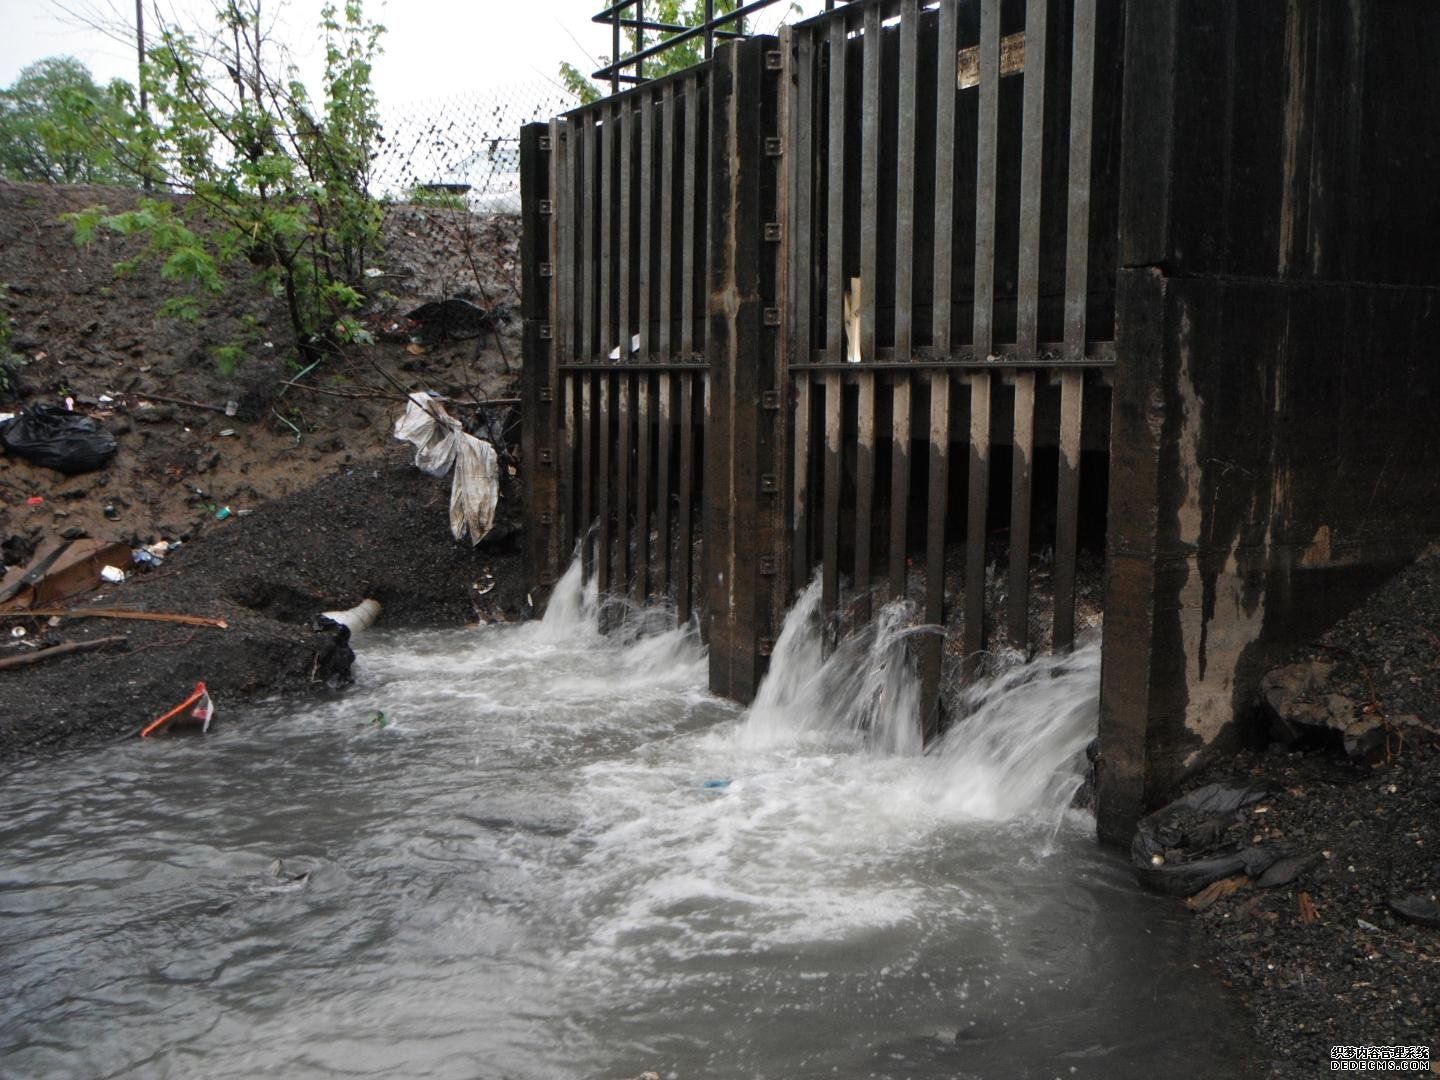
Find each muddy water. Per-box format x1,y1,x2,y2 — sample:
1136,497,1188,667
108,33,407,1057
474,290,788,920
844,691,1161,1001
0,562,1255,1079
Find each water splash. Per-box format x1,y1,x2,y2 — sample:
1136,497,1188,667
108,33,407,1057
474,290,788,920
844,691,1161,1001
742,579,926,756
926,642,1101,825
741,576,1101,826
535,550,707,687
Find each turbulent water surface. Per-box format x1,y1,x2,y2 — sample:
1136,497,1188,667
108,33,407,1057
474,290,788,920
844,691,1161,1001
1,561,1254,1079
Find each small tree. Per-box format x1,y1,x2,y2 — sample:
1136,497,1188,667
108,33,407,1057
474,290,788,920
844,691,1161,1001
70,0,385,369
0,57,140,184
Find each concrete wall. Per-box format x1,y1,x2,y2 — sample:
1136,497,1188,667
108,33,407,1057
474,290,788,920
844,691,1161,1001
1096,0,1440,842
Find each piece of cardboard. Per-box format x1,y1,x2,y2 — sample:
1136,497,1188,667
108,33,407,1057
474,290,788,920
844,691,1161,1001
0,537,132,611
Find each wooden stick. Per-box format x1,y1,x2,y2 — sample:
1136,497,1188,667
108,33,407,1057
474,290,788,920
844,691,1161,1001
0,636,127,671
132,392,231,415
0,609,229,629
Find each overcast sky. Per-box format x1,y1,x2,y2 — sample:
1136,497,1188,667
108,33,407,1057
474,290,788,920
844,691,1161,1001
0,1,826,109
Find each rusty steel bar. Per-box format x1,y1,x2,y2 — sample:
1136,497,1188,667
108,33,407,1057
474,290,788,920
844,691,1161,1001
826,17,847,362
932,0,957,354
597,373,613,594
822,369,843,612
677,372,696,622
619,102,633,364
640,93,654,362
793,375,813,590
921,369,951,740
1016,0,1048,358
637,374,653,599
793,29,815,386
583,117,598,360
972,0,1000,357
617,372,633,593
580,373,594,575
1065,0,1096,360
601,106,615,362
963,372,991,673
659,84,675,360
1007,369,1036,648
888,373,912,601
657,371,673,598
894,0,919,360
859,3,880,360
681,74,699,356
1054,369,1083,651
854,371,877,620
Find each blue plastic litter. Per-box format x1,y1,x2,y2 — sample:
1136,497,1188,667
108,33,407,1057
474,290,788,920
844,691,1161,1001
701,779,731,790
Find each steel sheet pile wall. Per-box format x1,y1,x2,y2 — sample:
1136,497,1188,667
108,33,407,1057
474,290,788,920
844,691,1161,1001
524,0,1127,732
523,67,715,623
783,0,1122,732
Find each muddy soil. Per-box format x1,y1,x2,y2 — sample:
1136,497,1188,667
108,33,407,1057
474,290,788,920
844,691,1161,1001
1162,552,1440,1078
0,179,532,757
0,452,527,760
0,179,521,558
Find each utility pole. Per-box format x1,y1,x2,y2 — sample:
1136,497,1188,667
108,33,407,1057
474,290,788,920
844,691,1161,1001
135,0,151,190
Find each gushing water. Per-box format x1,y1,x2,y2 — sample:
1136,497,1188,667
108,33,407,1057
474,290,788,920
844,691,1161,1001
0,555,1253,1079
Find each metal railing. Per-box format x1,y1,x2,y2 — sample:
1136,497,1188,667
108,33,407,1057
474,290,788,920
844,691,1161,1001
591,1,860,93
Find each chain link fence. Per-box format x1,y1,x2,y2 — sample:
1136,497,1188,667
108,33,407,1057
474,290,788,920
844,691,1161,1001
372,80,579,215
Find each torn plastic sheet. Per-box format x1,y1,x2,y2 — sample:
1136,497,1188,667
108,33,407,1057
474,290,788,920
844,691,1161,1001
393,393,499,544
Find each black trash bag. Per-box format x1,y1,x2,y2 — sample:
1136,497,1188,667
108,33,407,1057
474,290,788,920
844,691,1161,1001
1131,782,1280,896
0,404,118,475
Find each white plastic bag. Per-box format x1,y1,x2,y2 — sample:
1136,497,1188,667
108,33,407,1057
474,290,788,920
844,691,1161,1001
393,393,500,544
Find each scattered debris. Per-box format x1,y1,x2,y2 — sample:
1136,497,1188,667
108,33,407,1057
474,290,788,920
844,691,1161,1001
393,393,499,544
0,608,230,629
139,680,214,737
318,598,381,635
99,565,126,584
0,403,117,474
404,297,507,343
0,538,134,609
1131,782,1278,896
0,634,126,671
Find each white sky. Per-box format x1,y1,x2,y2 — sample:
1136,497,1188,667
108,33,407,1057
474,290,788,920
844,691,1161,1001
0,0,829,109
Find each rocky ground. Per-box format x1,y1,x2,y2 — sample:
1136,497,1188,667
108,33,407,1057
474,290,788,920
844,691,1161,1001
0,180,529,750
1141,550,1440,1078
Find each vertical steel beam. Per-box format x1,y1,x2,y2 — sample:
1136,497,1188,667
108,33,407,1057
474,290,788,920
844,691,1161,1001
1017,0,1048,358
581,374,594,574
597,373,613,596
583,117,598,360
640,92,654,361
921,369,951,739
617,372,633,593
682,74,700,357
657,371,673,599
659,83,675,360
859,2,880,360
1054,369,1083,651
854,371,876,620
636,374,652,599
932,0,957,355
794,29,814,372
619,102,633,363
888,374,912,601
826,16,847,362
677,372,695,623
1007,370,1036,648
601,106,615,362
1065,0,1097,359
793,375,812,590
895,0,919,360
963,372,991,672
822,370,843,613
972,0,1000,356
